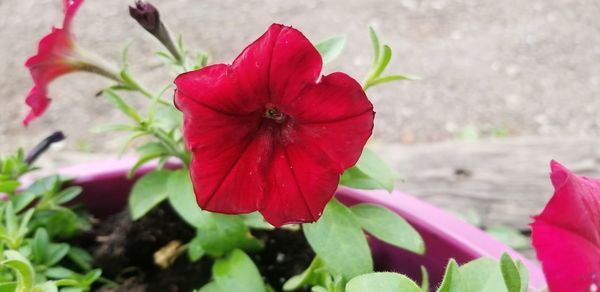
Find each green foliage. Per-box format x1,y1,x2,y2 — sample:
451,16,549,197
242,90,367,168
486,225,530,250
435,255,529,292
209,249,266,292
363,27,419,91
129,170,172,220
303,200,373,281
339,148,396,191
345,272,422,292
350,204,424,254
315,35,346,65
193,213,262,257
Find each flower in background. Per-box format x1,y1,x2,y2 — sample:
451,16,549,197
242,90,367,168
24,0,119,126
531,160,600,291
24,0,84,125
175,24,374,227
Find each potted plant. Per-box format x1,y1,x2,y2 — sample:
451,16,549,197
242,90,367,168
5,0,592,291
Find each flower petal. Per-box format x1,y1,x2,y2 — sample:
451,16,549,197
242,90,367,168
231,24,321,103
260,138,339,227
175,65,269,213
63,0,84,29
283,73,374,170
23,87,50,126
531,160,600,291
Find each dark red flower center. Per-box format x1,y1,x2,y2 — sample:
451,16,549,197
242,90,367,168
264,104,286,123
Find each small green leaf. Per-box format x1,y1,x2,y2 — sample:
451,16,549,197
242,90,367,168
373,45,392,78
167,170,209,227
103,89,142,123
33,281,57,292
128,170,171,220
194,214,262,257
352,148,395,192
213,249,265,292
339,167,386,190
303,200,373,280
0,180,20,193
420,266,429,292
456,258,508,292
500,253,525,292
197,281,225,292
515,260,529,292
240,212,273,230
315,35,346,64
346,272,421,292
282,257,324,291
436,259,462,292
54,187,82,205
368,27,381,67
46,244,69,266
127,153,164,179
187,236,205,262
67,247,92,271
0,282,17,292
2,250,35,292
351,204,424,254
367,74,420,87
31,229,49,265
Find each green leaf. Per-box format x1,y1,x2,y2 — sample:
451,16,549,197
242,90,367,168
128,170,171,220
54,187,82,205
350,148,395,192
0,180,20,193
194,214,262,257
351,204,424,254
67,247,92,271
167,170,209,227
436,259,462,292
0,282,17,292
187,236,205,262
373,45,392,78
500,253,527,292
367,74,420,87
515,260,529,292
2,250,34,292
420,266,429,292
339,167,386,190
240,212,273,230
103,90,142,123
127,153,164,179
368,27,381,68
282,257,325,291
11,191,38,213
33,281,57,292
315,35,346,64
460,258,507,292
197,281,225,292
46,244,69,267
346,272,421,292
213,249,265,292
303,200,373,280
31,229,49,265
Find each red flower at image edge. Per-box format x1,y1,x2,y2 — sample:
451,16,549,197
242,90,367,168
531,161,600,291
23,0,84,126
174,24,374,227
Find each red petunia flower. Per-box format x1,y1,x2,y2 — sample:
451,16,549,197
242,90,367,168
23,0,84,126
531,160,600,291
174,24,374,227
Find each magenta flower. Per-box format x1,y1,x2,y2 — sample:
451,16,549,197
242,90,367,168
531,160,600,291
23,0,84,125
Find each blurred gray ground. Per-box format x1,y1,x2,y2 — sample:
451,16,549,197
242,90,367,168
1,0,600,150
0,0,600,233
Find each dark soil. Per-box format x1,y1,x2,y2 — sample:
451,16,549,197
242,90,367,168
74,203,314,292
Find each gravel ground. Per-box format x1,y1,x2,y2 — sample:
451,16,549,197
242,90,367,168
1,0,600,153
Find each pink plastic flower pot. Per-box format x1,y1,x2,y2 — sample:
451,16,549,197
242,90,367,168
57,157,546,290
